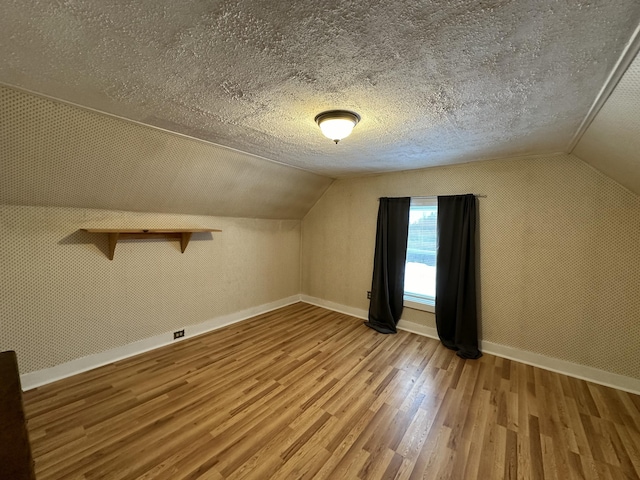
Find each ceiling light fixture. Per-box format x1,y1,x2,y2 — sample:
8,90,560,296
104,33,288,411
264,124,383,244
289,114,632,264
315,110,360,144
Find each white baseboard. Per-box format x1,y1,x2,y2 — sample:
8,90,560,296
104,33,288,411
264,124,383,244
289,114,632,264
21,295,302,390
301,296,640,395
396,319,439,338
22,294,640,395
478,339,640,395
300,295,368,320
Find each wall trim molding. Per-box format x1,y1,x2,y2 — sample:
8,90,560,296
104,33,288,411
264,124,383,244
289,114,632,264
23,294,640,395
300,295,368,320
0,82,321,177
568,23,640,152
21,295,302,390
300,295,640,395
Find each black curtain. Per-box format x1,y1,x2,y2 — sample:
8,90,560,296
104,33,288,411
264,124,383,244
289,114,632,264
435,194,482,359
366,197,410,334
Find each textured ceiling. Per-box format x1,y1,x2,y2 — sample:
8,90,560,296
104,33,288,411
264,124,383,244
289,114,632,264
2,0,639,177
0,86,332,220
573,52,640,197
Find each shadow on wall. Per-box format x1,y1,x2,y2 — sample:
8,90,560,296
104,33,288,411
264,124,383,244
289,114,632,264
58,230,214,259
475,204,483,342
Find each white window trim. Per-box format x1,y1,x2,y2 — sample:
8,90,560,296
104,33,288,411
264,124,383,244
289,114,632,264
410,196,437,207
404,196,437,314
404,297,435,313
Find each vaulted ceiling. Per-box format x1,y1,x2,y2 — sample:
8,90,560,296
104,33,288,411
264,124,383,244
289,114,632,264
2,0,639,179
573,52,640,196
1,1,640,222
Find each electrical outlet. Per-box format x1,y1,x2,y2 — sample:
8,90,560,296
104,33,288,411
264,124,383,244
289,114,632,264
173,329,185,340
367,291,372,299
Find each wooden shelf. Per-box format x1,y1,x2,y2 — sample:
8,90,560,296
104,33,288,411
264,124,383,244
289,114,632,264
82,229,221,260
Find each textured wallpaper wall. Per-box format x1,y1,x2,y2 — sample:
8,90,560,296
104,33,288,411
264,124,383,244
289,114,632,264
0,205,301,373
301,153,640,379
0,85,332,220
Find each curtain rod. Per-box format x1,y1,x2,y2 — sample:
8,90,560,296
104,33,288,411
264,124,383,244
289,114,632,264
379,194,487,199
414,194,487,198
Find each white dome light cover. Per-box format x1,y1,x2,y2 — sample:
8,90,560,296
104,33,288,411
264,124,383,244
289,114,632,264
315,110,360,144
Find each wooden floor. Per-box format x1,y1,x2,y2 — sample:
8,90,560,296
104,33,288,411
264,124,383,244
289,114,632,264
23,303,640,480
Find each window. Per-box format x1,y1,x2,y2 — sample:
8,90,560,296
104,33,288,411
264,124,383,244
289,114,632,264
404,197,437,312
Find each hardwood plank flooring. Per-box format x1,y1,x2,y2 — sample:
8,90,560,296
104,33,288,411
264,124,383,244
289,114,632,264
22,303,640,479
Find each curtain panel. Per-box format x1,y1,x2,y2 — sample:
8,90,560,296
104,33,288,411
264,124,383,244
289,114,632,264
435,194,482,359
366,197,410,334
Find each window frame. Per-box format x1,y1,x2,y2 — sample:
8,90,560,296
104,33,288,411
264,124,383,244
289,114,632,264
403,196,437,313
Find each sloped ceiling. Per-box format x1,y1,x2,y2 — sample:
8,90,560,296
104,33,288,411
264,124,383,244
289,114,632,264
2,0,640,177
573,52,640,196
0,86,332,220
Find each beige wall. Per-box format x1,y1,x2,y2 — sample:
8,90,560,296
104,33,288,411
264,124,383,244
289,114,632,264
0,205,301,374
0,86,332,220
301,153,640,379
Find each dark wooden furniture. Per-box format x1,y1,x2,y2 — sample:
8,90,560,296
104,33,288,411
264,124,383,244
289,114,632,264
0,351,36,480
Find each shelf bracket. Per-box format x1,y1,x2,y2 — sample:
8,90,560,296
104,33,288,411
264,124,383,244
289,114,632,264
108,232,119,261
180,232,193,253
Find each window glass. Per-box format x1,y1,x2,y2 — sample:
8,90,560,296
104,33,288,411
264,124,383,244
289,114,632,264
404,198,437,305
